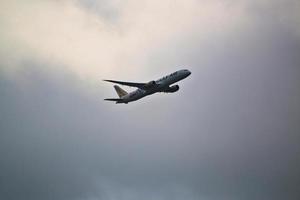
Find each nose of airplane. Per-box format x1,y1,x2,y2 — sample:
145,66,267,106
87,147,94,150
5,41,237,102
186,70,191,76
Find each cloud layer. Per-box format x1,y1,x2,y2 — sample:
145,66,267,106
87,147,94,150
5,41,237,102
1,0,300,200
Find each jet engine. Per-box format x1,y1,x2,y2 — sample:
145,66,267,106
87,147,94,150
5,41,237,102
164,85,179,93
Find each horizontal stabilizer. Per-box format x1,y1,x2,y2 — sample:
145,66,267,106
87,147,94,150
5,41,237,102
104,98,122,101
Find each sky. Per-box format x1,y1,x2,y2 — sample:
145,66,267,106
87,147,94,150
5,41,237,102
1,0,300,200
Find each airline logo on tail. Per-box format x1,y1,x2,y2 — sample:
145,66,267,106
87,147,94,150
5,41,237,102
114,85,128,98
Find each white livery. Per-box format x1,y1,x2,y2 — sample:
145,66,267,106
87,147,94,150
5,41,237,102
104,69,191,104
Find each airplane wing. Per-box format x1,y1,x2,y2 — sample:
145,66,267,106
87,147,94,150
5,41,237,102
103,79,147,89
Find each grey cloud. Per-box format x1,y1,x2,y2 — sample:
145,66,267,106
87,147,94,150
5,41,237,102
74,0,122,22
1,0,300,200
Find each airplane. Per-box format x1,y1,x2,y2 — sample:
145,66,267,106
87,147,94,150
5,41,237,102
104,69,191,104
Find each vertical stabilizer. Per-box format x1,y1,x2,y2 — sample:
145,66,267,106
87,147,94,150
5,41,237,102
114,85,128,98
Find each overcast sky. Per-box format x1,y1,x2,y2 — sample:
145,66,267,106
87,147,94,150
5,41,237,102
1,0,300,200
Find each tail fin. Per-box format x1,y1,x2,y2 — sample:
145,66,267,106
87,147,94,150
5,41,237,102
114,85,128,98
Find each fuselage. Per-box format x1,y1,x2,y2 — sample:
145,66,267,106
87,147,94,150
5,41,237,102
120,69,191,103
